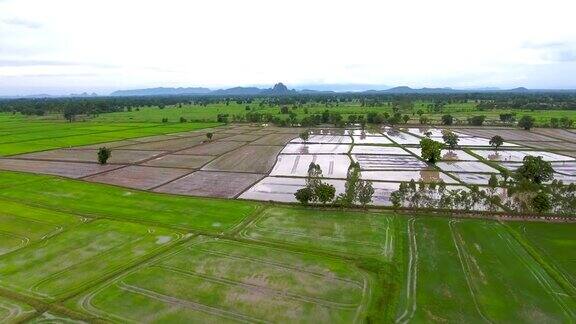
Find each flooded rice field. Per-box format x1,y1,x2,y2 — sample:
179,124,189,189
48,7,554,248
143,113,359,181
352,136,393,144
472,150,575,162
291,135,352,144
270,154,351,178
281,143,351,154
436,161,499,173
350,146,409,155
405,148,478,161
352,154,429,170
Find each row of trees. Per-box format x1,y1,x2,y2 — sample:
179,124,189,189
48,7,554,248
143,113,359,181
294,162,375,208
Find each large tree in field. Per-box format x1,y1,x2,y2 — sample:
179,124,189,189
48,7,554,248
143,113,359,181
442,131,459,150
420,138,443,164
515,156,554,184
489,135,504,151
518,115,535,130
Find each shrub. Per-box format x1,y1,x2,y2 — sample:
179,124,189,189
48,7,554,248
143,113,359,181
97,147,111,165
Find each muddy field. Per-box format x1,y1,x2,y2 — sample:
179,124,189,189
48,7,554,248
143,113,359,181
154,171,264,198
203,145,282,173
0,159,123,178
85,166,190,190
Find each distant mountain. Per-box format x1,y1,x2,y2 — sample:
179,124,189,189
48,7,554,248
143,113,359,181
211,87,263,95
508,87,529,92
110,87,211,96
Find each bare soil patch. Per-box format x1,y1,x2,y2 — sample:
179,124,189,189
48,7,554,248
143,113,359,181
154,171,264,198
70,140,142,149
203,145,283,173
220,134,263,142
521,141,576,151
0,159,123,178
175,140,247,156
85,166,190,190
142,155,214,169
120,137,207,151
533,128,576,142
13,149,165,164
252,133,297,146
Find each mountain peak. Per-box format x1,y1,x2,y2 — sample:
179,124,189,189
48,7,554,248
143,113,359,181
271,82,289,93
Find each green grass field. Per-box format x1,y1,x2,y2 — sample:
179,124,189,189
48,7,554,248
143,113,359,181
0,170,574,321
0,114,220,156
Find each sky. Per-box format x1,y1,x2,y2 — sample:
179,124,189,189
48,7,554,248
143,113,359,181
1,0,575,95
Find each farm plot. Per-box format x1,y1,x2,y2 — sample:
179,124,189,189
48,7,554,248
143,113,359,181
281,144,351,154
12,149,165,164
430,136,518,147
220,133,263,142
509,222,576,292
0,171,257,232
291,135,352,144
0,159,123,178
533,128,576,142
0,200,82,256
120,136,208,151
361,170,458,184
240,207,399,261
521,141,576,151
154,171,264,198
175,140,247,156
350,146,408,155
405,148,478,161
395,218,486,323
383,131,421,145
436,161,498,173
142,154,214,169
402,127,470,138
0,295,35,323
353,155,428,170
85,166,191,190
67,237,370,323
345,129,383,136
352,136,393,145
450,220,576,322
240,177,346,203
0,219,181,301
70,139,142,149
203,145,282,174
450,173,503,185
472,149,575,162
455,128,560,142
270,154,351,178
251,133,297,145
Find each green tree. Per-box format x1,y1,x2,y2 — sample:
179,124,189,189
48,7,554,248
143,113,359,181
357,180,375,208
402,114,410,124
441,114,453,125
97,147,111,165
442,131,459,150
518,115,535,130
299,130,310,142
315,183,336,205
294,187,314,205
531,191,551,213
515,156,554,184
467,115,486,126
339,162,361,207
420,138,443,163
489,135,504,151
206,132,213,141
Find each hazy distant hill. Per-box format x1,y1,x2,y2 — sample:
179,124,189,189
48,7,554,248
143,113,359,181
110,87,212,96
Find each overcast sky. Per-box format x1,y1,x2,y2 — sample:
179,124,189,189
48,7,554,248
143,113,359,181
1,0,575,95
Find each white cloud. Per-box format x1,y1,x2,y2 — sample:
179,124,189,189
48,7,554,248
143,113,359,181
0,0,575,95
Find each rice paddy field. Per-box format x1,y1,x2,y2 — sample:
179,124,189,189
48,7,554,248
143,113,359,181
0,113,575,323
0,171,574,323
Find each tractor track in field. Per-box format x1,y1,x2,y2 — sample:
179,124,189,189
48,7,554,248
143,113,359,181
449,220,493,324
117,281,268,324
156,264,361,309
395,217,418,324
496,230,576,320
